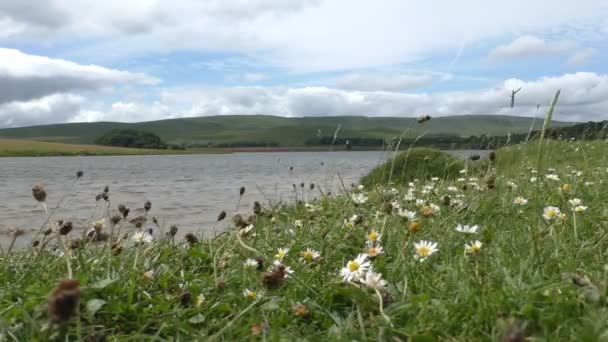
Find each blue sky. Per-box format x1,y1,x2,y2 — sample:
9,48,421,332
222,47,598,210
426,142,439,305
0,0,607,127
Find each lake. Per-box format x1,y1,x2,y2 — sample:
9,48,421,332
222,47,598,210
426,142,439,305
0,150,485,247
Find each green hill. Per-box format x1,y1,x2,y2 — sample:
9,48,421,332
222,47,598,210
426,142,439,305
0,115,575,147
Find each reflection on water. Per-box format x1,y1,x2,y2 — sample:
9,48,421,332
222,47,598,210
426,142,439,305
0,150,486,247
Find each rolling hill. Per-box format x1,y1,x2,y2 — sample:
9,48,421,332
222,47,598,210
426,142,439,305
0,115,575,148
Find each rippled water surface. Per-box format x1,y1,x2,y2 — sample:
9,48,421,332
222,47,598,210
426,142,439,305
0,150,485,247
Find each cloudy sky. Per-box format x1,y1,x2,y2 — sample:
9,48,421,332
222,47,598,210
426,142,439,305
1,0,607,127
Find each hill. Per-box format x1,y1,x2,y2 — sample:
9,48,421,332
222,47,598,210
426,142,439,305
0,115,575,148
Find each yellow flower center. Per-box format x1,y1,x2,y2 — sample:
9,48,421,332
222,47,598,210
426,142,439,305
302,251,313,261
417,246,431,257
547,209,557,218
347,260,360,272
368,232,378,241
247,291,256,299
470,245,481,253
367,247,379,257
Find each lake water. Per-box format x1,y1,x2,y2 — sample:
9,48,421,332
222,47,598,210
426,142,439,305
0,150,485,247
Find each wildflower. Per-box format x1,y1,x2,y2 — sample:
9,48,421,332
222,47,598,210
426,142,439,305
413,240,438,262
293,303,310,318
558,213,568,222
366,230,382,244
420,204,440,217
352,193,368,204
446,186,459,193
529,177,537,183
196,294,205,307
542,206,561,221
340,254,370,282
91,219,105,232
568,198,582,207
465,241,483,254
294,220,303,228
561,183,571,193
506,181,517,190
513,197,528,205
357,184,365,191
142,270,155,280
262,264,289,289
584,181,594,186
574,205,588,213
272,260,294,277
48,279,80,323
300,248,321,262
408,220,421,233
275,247,289,261
396,209,417,221
365,245,384,257
132,231,153,245
244,258,260,268
455,224,479,234
239,224,254,236
32,185,47,203
459,168,467,175
363,268,387,290
243,289,258,299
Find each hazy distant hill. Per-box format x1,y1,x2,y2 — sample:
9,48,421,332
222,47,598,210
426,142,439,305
0,115,575,147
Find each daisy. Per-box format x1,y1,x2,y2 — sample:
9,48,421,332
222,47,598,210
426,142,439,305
340,254,370,282
455,224,479,234
568,198,582,207
446,186,459,193
413,240,439,262
542,206,561,221
513,197,528,205
132,231,153,245
244,258,260,268
363,268,387,290
366,230,382,244
574,205,588,213
529,177,537,183
243,289,258,299
196,294,206,306
352,193,369,204
275,247,290,261
465,241,483,254
300,248,321,262
365,245,384,257
397,208,417,220
294,220,303,228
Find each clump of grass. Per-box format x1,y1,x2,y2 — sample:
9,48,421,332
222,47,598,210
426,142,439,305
360,147,464,187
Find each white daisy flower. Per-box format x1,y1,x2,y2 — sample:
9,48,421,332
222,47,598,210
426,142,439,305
294,220,303,228
465,240,483,254
513,196,528,205
413,240,439,262
196,294,206,306
397,209,417,220
340,254,370,282
365,245,384,257
574,205,588,213
455,224,479,234
352,193,369,204
300,248,321,262
275,247,290,260
244,258,260,268
366,230,382,243
446,186,459,193
545,174,560,181
132,231,153,245
243,289,258,299
363,268,387,290
568,198,582,207
543,206,561,221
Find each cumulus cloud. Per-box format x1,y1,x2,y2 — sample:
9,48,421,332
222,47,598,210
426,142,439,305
566,48,598,66
334,73,436,91
0,94,84,128
0,48,159,104
489,35,576,60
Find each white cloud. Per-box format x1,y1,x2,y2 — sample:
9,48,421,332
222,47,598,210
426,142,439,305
334,73,436,91
0,94,84,127
566,48,598,66
243,73,269,82
489,35,576,60
1,1,606,71
0,48,159,104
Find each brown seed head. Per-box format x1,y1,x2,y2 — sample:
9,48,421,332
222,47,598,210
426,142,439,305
217,210,227,222
262,265,286,289
253,201,262,215
48,279,80,323
168,225,178,237
293,304,310,318
59,221,73,235
110,215,122,225
32,185,47,203
185,233,198,245
144,200,152,213
179,291,191,307
240,186,246,196
76,170,84,179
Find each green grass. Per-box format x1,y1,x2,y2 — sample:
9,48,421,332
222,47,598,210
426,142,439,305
0,139,226,157
360,147,465,187
0,115,575,147
2,140,608,340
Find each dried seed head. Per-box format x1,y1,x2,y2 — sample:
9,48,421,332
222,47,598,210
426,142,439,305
310,183,315,190
103,185,109,194
383,201,393,214
262,265,286,289
95,193,103,201
300,182,305,188
442,195,451,206
179,291,191,307
293,304,310,318
10,227,24,237
253,201,262,215
144,200,152,213
185,233,198,245
469,154,481,161
48,279,80,323
489,151,496,162
111,215,122,225
168,225,178,237
217,210,227,222
32,185,47,203
112,245,123,256
76,170,84,179
118,204,129,219
216,279,226,290
102,193,109,201
239,186,246,196
59,221,73,235
33,240,40,247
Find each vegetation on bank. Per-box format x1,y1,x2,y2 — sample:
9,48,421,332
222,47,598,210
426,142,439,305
1,138,608,340
94,129,186,150
0,139,223,157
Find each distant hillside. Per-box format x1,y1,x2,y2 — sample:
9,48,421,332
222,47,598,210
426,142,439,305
0,115,575,148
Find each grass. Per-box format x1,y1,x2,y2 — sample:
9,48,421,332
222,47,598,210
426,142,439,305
1,139,608,340
0,139,226,157
0,115,575,147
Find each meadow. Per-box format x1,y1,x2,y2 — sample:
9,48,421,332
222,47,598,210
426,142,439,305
0,139,225,157
1,138,608,340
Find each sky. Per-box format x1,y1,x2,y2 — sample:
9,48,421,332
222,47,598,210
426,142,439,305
0,0,607,128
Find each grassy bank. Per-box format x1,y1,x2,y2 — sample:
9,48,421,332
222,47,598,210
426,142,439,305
0,139,226,157
1,140,608,340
